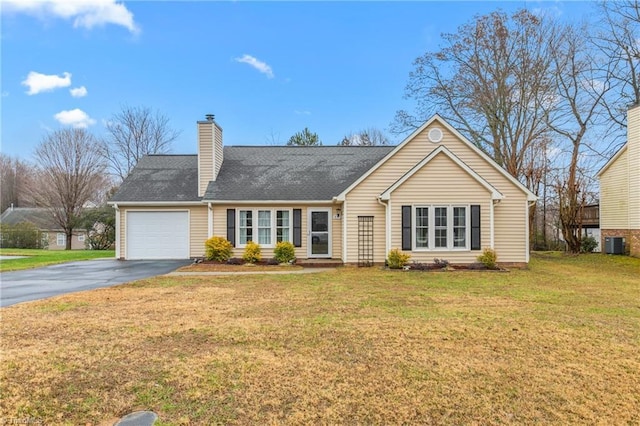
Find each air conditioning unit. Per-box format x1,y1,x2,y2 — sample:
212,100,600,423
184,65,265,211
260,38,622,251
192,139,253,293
604,237,625,254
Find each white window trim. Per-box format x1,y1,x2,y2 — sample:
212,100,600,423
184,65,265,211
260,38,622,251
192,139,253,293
412,205,470,251
236,208,293,248
56,232,66,247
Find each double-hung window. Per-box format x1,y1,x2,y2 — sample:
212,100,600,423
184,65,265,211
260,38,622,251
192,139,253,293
57,233,66,247
238,209,292,247
413,205,469,250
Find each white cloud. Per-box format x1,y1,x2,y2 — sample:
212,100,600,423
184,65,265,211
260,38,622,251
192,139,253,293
1,91,9,98
294,110,311,115
22,71,71,95
54,109,96,128
235,54,274,79
3,0,139,34
70,86,88,98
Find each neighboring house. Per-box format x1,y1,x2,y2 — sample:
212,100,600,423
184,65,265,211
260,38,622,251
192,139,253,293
597,105,640,257
0,207,87,250
108,114,537,266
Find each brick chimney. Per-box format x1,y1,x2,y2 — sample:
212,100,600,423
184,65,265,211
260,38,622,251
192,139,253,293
197,114,223,197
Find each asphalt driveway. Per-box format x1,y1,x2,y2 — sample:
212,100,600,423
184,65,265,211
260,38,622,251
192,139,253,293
0,259,192,307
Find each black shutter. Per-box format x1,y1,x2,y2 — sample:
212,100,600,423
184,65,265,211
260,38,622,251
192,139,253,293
401,205,412,251
227,209,236,247
293,209,302,247
471,205,481,250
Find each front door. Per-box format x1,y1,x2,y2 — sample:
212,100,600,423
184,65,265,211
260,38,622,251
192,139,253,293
308,209,331,258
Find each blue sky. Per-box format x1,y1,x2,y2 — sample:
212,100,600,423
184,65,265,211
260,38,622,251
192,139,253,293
1,1,595,159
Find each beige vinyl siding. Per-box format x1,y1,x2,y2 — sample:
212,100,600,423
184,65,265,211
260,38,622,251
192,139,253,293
345,121,529,264
600,147,629,229
197,122,213,197
211,204,342,260
629,107,640,229
45,231,87,250
389,152,492,263
118,206,207,258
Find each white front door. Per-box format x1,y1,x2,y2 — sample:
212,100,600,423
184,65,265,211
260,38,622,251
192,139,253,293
308,208,331,258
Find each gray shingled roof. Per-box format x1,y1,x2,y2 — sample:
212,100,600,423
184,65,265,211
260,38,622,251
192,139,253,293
0,207,61,230
110,155,200,202
204,146,395,201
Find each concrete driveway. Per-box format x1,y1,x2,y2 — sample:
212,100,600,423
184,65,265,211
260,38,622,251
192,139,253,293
0,259,192,307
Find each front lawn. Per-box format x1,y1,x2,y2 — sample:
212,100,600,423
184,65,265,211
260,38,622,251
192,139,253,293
0,249,115,272
1,253,639,424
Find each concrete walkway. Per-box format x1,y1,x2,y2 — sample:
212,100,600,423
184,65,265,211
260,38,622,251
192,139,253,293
167,267,336,276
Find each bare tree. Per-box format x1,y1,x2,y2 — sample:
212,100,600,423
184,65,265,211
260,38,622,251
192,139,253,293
0,154,35,212
102,105,180,181
393,9,555,182
29,129,108,250
595,0,640,135
339,127,391,146
546,23,611,253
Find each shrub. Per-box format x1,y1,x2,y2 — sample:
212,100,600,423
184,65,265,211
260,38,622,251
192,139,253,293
0,222,47,249
580,236,598,253
387,248,411,269
273,241,296,264
477,248,498,269
242,241,261,264
204,236,233,262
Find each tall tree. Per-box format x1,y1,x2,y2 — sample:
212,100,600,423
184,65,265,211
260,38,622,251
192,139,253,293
29,129,108,250
102,105,180,181
0,154,34,212
595,0,640,134
393,9,555,182
546,23,611,253
339,127,390,146
287,127,322,146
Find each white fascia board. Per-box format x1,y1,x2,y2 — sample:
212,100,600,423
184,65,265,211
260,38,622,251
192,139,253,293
206,200,338,205
106,201,204,206
596,143,628,177
379,145,504,201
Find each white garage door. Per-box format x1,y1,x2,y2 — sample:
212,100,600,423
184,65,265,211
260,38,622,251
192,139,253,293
126,211,189,259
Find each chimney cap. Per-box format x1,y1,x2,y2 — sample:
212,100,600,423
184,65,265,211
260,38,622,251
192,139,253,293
205,114,215,122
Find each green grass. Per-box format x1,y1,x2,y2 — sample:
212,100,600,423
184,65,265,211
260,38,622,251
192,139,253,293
0,248,115,272
1,252,639,424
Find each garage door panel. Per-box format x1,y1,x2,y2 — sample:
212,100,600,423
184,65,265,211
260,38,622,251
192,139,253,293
126,211,189,259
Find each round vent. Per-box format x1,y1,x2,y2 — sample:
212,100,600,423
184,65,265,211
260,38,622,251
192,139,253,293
428,128,443,143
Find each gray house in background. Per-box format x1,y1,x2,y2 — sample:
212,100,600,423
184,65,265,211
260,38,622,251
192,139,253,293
0,207,87,250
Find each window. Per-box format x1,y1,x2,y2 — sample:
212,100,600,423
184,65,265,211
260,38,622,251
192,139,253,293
78,234,85,242
415,207,429,248
239,210,253,245
413,205,469,250
276,210,290,242
453,207,466,248
257,210,271,245
57,233,66,247
237,209,292,247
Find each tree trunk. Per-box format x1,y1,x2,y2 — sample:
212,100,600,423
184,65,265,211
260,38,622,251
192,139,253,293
66,230,73,250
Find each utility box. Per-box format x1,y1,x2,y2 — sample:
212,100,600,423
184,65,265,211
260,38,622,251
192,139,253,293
604,237,625,254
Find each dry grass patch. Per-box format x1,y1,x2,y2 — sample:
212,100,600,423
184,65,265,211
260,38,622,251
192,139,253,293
1,253,639,425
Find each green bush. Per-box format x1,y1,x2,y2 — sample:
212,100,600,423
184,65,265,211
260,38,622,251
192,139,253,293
477,248,498,269
204,236,233,262
0,222,47,249
387,248,411,269
274,241,296,263
580,235,598,253
242,241,261,264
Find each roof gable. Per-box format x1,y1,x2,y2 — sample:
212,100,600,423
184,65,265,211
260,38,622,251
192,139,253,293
379,146,504,200
597,143,628,177
336,114,537,202
0,207,60,230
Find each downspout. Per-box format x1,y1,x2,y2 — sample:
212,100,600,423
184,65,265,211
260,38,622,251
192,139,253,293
207,202,213,238
113,203,120,259
377,197,390,259
491,200,498,249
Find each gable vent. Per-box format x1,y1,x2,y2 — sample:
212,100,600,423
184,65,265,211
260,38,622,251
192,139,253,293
428,127,443,143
